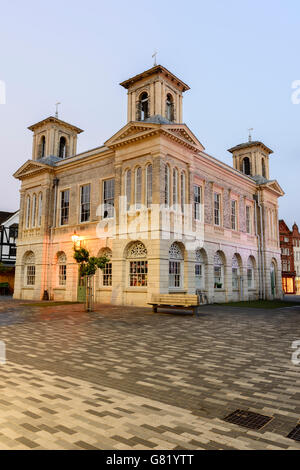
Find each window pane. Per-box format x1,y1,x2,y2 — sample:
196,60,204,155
103,179,115,218
214,193,220,226
60,190,70,225
135,168,142,209
129,260,148,287
80,185,90,222
146,165,152,207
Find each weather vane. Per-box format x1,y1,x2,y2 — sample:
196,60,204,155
152,50,158,66
55,102,61,118
248,128,254,142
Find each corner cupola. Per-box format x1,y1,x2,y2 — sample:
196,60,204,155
120,65,190,124
228,136,273,180
28,116,83,162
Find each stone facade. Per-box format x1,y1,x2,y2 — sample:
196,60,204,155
13,65,284,306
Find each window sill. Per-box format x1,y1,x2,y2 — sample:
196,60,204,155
96,287,112,292
22,287,35,290
168,289,187,293
53,287,66,290
124,288,147,293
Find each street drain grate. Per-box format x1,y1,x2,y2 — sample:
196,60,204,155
223,410,273,430
287,424,300,442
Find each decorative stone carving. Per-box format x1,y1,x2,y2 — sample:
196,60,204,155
169,243,183,260
127,242,147,259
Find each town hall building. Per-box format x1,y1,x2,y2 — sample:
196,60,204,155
13,64,284,306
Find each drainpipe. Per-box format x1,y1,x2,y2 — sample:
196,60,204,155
254,193,264,299
46,177,59,300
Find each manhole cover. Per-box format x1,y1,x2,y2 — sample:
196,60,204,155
223,410,273,430
287,424,300,442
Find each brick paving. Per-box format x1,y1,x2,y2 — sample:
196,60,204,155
0,296,299,449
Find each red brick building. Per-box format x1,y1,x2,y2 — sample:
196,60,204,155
292,223,300,294
279,220,296,294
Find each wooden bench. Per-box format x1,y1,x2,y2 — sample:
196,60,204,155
149,294,201,317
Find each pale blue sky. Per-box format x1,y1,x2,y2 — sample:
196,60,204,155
0,0,299,227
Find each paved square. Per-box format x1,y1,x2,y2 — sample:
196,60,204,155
0,297,300,450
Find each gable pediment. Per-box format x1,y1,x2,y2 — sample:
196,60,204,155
105,121,204,152
13,160,53,180
260,179,285,196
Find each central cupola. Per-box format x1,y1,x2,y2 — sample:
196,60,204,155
120,65,190,124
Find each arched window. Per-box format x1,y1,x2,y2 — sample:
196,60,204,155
24,251,35,286
232,254,240,289
146,164,152,207
242,157,251,175
173,168,179,207
125,169,131,211
25,196,31,229
127,242,148,287
39,136,46,159
166,94,174,121
99,248,112,287
37,193,43,227
169,242,184,288
138,92,149,121
214,252,224,289
31,194,37,228
181,172,186,213
247,256,255,289
195,249,205,290
135,167,142,209
57,252,67,286
262,158,266,178
59,137,67,159
165,164,170,206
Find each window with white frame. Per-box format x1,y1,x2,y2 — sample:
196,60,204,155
169,242,184,288
194,185,202,220
99,249,112,287
125,169,131,211
232,254,240,289
37,193,43,227
247,257,255,289
181,172,186,213
231,199,237,231
146,164,152,207
246,205,252,234
173,168,179,207
127,242,148,287
195,249,205,290
25,196,31,229
31,194,36,228
214,193,221,226
165,164,170,206
103,178,115,218
135,167,142,210
60,189,70,225
57,252,67,286
24,252,35,286
214,252,224,289
80,184,91,222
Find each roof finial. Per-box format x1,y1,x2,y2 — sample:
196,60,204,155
55,102,61,118
152,50,158,66
248,128,253,142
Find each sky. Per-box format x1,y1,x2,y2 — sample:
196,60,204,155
0,0,299,227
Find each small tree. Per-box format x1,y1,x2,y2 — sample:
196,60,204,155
73,247,109,312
